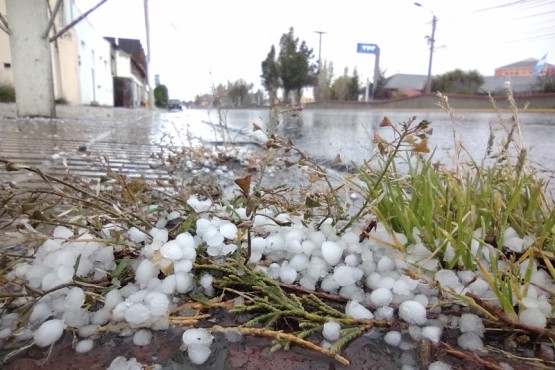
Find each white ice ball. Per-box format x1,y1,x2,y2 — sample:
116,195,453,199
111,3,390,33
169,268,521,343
128,227,149,243
75,338,94,353
333,265,363,287
187,343,212,365
459,313,485,336
370,287,393,307
160,240,183,260
421,325,442,344
219,222,238,239
52,226,74,239
125,303,150,326
377,256,395,272
135,259,159,286
133,329,153,346
519,308,547,328
457,332,484,351
33,319,65,347
321,241,344,266
345,300,374,320
289,254,309,272
145,291,169,317
383,330,402,347
322,321,341,342
279,264,298,284
398,300,427,325
182,328,214,347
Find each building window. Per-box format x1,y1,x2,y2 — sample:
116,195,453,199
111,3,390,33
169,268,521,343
3,63,10,68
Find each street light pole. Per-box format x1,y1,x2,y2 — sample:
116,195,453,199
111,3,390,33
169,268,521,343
314,31,326,72
144,0,155,109
414,2,436,94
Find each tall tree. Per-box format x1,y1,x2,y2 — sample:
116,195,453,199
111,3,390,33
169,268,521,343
153,84,168,108
373,68,391,99
330,67,351,101
227,79,253,106
346,67,360,101
277,28,317,104
313,60,334,102
261,45,280,105
431,69,484,95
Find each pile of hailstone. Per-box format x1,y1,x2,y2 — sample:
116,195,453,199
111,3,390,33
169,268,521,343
1,195,554,368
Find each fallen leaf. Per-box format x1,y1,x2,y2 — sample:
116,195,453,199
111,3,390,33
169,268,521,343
413,139,430,153
379,116,392,127
234,175,252,197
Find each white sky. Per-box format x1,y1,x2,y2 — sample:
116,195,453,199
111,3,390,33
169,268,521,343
75,0,555,101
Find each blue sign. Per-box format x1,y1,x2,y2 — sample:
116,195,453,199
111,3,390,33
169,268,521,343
357,43,378,54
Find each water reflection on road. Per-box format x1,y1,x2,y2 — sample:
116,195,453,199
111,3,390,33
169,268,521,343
161,108,555,173
3,104,551,190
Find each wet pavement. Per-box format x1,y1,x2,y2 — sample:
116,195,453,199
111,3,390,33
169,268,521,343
0,104,172,187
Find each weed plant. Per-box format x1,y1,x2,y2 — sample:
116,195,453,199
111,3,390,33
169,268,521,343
351,91,554,320
0,92,554,368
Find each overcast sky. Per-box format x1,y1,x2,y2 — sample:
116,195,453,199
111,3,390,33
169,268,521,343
75,0,555,100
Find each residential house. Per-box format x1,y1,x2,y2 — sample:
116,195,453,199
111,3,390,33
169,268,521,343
0,2,12,84
0,0,13,84
1,1,148,107
495,58,555,76
383,74,428,98
383,58,550,97
105,37,148,108
52,0,114,106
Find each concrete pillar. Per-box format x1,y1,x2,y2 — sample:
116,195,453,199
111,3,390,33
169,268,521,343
6,0,55,117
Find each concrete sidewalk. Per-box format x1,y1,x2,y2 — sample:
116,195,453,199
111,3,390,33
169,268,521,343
0,104,170,187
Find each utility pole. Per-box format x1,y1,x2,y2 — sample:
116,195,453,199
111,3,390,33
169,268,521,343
425,15,437,94
415,2,436,94
314,31,326,72
6,0,55,117
144,0,155,109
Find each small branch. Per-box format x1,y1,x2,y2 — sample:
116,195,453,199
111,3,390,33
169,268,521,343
168,314,211,326
210,326,351,366
441,342,504,370
466,292,555,341
170,300,236,314
279,282,348,303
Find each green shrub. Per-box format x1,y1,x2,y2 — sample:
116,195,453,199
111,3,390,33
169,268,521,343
0,82,16,102
154,84,169,108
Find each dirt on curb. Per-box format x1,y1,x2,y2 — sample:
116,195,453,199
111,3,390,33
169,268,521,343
2,328,403,370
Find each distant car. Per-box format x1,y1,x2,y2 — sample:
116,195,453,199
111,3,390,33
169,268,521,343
168,99,182,110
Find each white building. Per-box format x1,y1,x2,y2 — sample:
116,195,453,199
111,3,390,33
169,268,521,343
0,0,114,106
105,37,149,107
